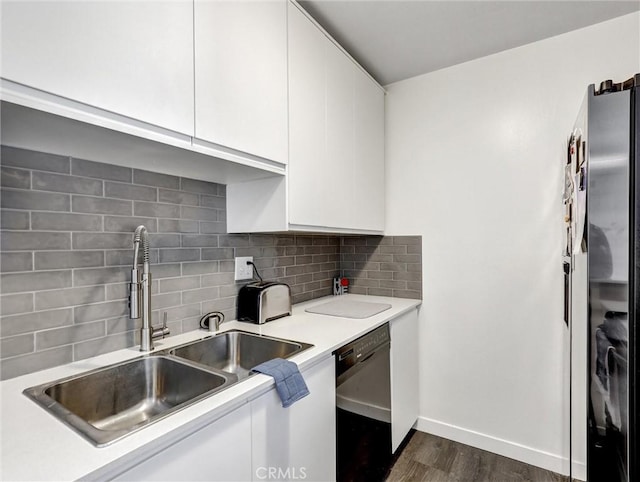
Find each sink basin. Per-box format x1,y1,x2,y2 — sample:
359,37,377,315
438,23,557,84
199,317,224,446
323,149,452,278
170,330,313,379
24,331,313,446
23,355,233,446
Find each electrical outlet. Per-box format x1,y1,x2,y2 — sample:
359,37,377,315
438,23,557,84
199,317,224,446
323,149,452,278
234,256,254,281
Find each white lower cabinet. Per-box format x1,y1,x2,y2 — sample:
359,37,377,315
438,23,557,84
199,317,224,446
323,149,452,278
250,355,336,482
113,404,252,482
390,309,420,452
111,356,336,482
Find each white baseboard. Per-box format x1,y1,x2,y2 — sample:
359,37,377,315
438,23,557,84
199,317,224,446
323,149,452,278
414,416,569,476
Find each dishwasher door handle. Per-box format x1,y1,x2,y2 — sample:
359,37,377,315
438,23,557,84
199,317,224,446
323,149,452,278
338,348,354,362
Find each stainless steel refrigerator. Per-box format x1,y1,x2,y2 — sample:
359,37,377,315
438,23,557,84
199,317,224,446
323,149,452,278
565,74,639,482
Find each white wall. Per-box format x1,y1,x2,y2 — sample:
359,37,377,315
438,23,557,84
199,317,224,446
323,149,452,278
385,12,640,476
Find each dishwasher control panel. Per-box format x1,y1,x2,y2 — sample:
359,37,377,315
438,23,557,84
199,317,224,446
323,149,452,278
335,323,390,377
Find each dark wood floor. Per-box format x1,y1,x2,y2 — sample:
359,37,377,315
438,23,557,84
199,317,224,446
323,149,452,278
386,431,567,482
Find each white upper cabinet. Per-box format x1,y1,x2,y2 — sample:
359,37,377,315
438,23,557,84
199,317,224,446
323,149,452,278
194,0,288,164
288,2,328,227
286,1,385,232
353,73,385,231
324,42,356,229
1,0,194,135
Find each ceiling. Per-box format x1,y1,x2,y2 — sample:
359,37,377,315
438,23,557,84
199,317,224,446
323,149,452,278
299,0,640,86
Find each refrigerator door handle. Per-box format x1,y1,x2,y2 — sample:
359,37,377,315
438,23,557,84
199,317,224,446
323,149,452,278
563,259,571,327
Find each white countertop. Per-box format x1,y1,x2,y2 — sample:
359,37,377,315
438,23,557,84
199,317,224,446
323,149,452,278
0,294,420,481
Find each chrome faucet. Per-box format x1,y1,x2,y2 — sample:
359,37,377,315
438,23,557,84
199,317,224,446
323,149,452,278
129,225,169,351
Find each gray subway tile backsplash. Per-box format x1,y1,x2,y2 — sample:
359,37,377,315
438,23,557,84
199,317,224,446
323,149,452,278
158,248,200,263
180,177,220,195
158,188,199,206
31,212,103,232
72,195,132,215
104,181,158,202
0,293,34,316
182,261,219,276
36,321,106,351
1,333,35,359
1,308,73,337
159,218,199,233
1,270,73,294
182,234,220,247
1,146,70,173
0,252,33,272
1,231,71,251
148,233,181,248
181,205,219,221
73,331,137,362
1,189,70,212
32,171,103,196
35,286,105,311
133,169,180,190
73,266,130,286
34,250,105,270
200,195,226,210
1,209,30,230
1,166,31,189
103,215,158,233
71,157,131,182
341,235,422,300
0,346,73,380
72,233,133,250
0,146,421,380
159,276,201,293
134,200,182,218
74,300,129,324
202,247,235,260
105,249,159,267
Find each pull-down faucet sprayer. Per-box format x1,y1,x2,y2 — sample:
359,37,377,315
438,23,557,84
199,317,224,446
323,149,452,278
129,225,169,351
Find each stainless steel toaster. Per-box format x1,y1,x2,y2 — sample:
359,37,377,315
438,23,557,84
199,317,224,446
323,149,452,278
237,282,292,324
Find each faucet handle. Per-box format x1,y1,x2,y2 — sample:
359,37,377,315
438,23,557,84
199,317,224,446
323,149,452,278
151,312,171,340
160,312,170,338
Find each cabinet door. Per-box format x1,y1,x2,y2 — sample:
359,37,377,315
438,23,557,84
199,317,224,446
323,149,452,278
1,1,194,135
324,45,356,229
390,309,420,452
113,404,252,482
288,2,385,232
194,0,288,164
353,73,385,231
288,2,327,227
251,356,336,481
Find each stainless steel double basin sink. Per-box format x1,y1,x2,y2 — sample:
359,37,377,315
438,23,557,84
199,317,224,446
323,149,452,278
24,330,313,446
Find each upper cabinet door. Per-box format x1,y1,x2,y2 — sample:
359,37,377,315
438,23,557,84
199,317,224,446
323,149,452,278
195,0,288,164
353,73,385,231
325,45,356,229
1,1,194,135
288,2,328,227
287,1,385,233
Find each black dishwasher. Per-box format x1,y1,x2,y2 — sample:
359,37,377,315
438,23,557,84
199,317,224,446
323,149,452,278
335,323,392,482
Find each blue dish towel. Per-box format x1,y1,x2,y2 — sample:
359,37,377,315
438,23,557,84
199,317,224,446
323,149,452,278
251,358,310,408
